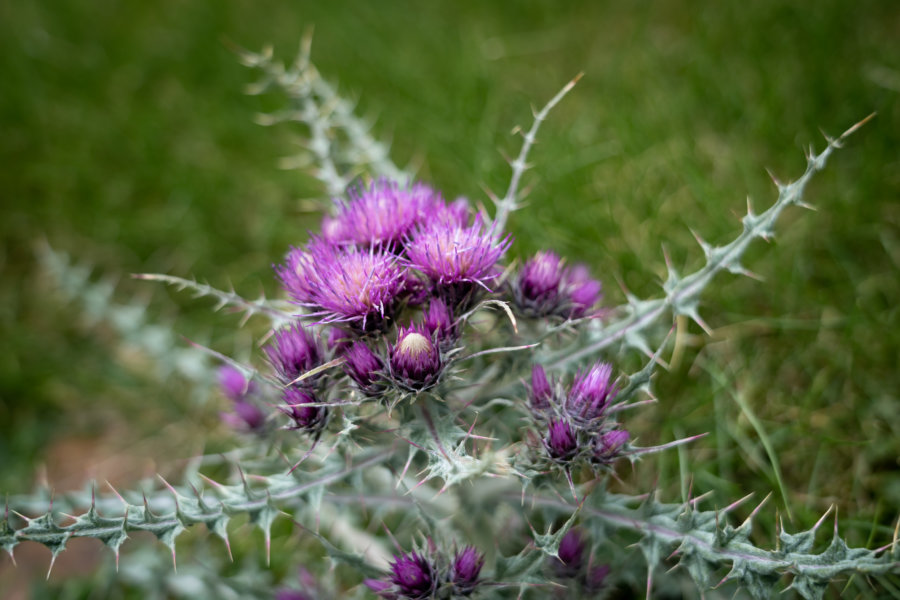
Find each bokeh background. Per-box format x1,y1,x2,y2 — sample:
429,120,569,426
1,0,898,597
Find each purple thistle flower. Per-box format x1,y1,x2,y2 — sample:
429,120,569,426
281,387,328,435
265,323,321,384
217,365,257,402
220,399,266,433
388,552,437,599
553,529,586,578
328,179,446,247
584,563,611,592
390,323,442,390
423,298,458,347
529,364,553,413
545,419,578,462
276,239,405,328
451,546,485,595
405,216,510,308
512,250,603,319
517,250,564,309
563,264,602,318
566,362,616,422
593,428,630,464
217,366,265,432
343,341,385,396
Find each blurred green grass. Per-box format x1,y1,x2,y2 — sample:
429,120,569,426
1,0,898,589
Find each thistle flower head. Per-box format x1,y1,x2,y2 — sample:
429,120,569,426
545,418,578,462
387,552,437,599
328,179,445,247
217,366,265,432
517,250,564,307
265,323,321,384
512,250,603,319
343,341,385,396
423,298,458,346
566,361,616,422
593,428,630,464
553,529,586,578
563,264,602,318
405,216,510,307
390,323,442,390
281,387,328,435
277,239,405,328
451,545,485,595
529,364,553,413
217,365,256,402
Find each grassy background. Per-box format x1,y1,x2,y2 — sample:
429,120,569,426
1,0,898,595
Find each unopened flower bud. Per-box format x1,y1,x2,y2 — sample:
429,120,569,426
546,419,578,461
265,323,321,384
451,546,485,595
390,324,442,389
343,341,385,396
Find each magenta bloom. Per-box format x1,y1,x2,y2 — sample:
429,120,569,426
327,179,446,246
545,419,578,461
423,298,458,347
364,552,437,599
217,366,265,432
217,365,256,402
343,341,385,396
564,264,602,318
513,250,603,319
566,362,616,422
390,323,442,390
529,364,553,413
554,529,586,578
593,428,630,464
281,387,328,435
405,216,510,306
265,323,321,384
451,546,485,595
277,239,405,328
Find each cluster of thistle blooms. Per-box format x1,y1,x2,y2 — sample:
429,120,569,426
216,179,626,596
363,543,485,600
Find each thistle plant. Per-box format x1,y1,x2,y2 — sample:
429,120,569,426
4,37,898,600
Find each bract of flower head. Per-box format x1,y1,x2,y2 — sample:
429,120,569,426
343,341,386,396
529,364,554,414
451,545,485,596
545,418,578,462
281,387,328,435
390,322,443,390
405,215,511,308
566,361,616,423
276,238,405,329
327,179,447,247
265,323,321,384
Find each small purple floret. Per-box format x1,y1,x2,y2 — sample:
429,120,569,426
282,387,328,434
546,419,578,461
390,323,442,389
566,362,616,422
265,323,321,384
594,428,630,464
564,264,602,318
513,250,603,319
529,364,553,413
389,552,437,598
423,298,458,347
217,365,256,402
554,529,586,578
451,546,484,595
344,341,385,396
